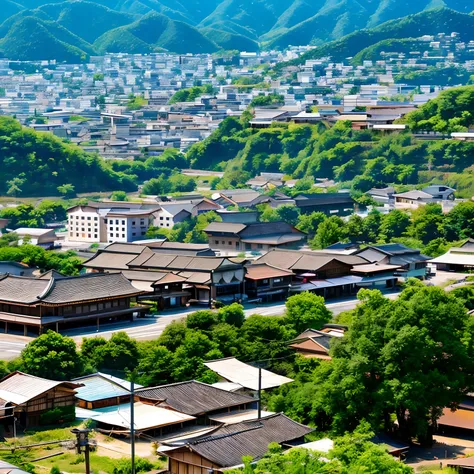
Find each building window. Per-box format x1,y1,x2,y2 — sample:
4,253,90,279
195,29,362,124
81,216,85,220
115,219,119,225
132,232,136,236
94,234,98,238
94,217,98,221
132,221,136,225
122,234,125,238
160,217,163,220
257,244,263,249
165,217,170,221
215,240,219,244
122,220,125,225
87,216,91,220
228,241,232,245
116,233,119,237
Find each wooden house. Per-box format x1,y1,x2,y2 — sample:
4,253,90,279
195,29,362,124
160,413,313,474
0,372,80,428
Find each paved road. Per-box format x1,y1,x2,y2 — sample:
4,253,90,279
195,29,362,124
0,335,32,360
0,272,462,357
61,290,402,343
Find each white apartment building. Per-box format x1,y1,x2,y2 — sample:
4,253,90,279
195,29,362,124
67,204,156,244
104,210,155,243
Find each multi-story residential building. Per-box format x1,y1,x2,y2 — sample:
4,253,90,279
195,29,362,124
67,203,158,243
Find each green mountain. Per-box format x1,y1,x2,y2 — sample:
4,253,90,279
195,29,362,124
0,16,93,62
280,8,474,66
38,1,136,42
199,0,291,37
0,1,23,24
93,12,219,54
201,27,259,51
1,0,474,61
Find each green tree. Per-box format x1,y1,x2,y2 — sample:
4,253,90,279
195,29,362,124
218,303,245,327
285,292,332,333
327,285,474,444
111,191,128,201
380,209,411,241
310,216,346,249
186,310,219,331
57,183,75,198
21,331,84,380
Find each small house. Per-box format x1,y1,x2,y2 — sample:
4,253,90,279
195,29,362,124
0,372,80,428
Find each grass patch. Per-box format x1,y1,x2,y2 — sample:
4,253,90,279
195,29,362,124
36,452,121,473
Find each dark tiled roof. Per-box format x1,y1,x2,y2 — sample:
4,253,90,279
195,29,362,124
168,413,313,467
0,273,143,305
370,243,420,255
136,380,255,416
41,272,143,304
0,275,49,303
240,222,303,238
293,193,354,206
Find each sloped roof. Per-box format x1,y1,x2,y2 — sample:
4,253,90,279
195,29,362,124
136,380,255,416
83,251,135,270
393,190,433,200
72,372,143,402
255,249,366,271
0,273,143,305
245,264,294,280
93,402,195,431
204,358,293,391
0,372,80,405
164,413,313,467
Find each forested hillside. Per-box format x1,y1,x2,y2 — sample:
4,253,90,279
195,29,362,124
0,117,135,196
186,86,474,197
278,8,474,68
1,0,474,60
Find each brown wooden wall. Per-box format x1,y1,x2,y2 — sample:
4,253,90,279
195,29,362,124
168,448,221,474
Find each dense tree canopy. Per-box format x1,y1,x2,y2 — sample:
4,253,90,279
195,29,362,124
0,117,135,196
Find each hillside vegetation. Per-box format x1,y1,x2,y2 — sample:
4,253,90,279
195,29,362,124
1,0,474,60
278,8,474,68
0,116,135,196
187,86,474,197
93,12,218,54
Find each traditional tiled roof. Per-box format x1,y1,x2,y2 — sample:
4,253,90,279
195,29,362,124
165,413,313,467
83,251,135,270
255,249,367,271
136,380,255,416
0,273,142,305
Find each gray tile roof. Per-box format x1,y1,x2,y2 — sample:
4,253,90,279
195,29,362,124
136,380,255,416
41,273,143,304
166,413,313,467
0,273,142,305
0,275,49,304
256,249,367,271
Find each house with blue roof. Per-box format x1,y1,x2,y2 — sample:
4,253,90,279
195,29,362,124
72,372,143,410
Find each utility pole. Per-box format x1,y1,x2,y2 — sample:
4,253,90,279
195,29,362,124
130,378,135,474
257,366,262,420
71,428,91,474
